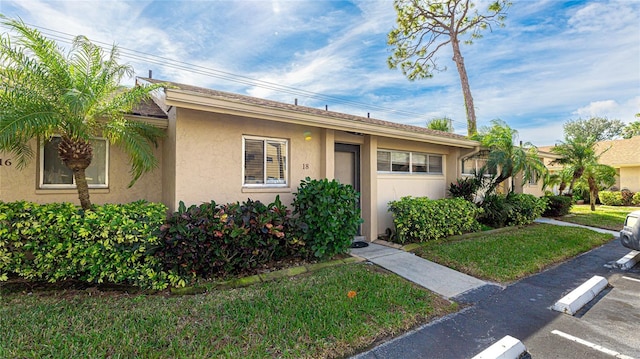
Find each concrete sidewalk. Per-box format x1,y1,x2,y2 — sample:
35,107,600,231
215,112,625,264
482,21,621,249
350,242,488,299
534,217,620,237
351,219,620,300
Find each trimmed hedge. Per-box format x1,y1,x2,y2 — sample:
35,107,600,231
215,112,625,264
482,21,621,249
479,193,548,228
542,195,573,217
0,201,174,289
388,196,482,244
599,191,624,206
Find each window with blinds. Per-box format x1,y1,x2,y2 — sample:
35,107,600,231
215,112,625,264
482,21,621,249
243,136,288,186
377,150,443,174
40,136,109,188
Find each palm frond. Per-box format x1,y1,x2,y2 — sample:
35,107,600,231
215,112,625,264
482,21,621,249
103,118,164,187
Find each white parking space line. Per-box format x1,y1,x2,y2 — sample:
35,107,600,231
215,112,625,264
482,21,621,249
551,330,636,359
622,276,640,283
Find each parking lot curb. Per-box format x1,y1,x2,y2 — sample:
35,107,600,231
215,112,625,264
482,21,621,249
552,275,608,315
471,335,528,359
614,250,640,270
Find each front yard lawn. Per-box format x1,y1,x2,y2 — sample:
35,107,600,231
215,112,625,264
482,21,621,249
412,223,613,283
0,264,456,359
557,204,637,231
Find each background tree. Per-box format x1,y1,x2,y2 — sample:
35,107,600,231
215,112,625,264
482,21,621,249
563,117,625,141
622,120,640,139
0,16,165,210
427,116,454,132
387,0,510,136
581,162,617,211
550,134,616,211
472,119,547,194
545,167,573,195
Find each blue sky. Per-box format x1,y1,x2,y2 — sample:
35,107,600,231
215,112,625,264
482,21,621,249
1,0,639,145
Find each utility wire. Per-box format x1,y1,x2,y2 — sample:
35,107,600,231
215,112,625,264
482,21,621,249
1,22,468,128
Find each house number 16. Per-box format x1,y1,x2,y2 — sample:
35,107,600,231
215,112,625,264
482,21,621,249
0,159,12,166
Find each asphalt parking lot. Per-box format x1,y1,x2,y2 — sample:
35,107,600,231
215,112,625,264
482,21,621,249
525,271,640,358
354,239,640,359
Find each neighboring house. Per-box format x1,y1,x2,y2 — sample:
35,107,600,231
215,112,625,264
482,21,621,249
519,150,562,197
596,136,640,192
536,136,640,194
0,78,482,241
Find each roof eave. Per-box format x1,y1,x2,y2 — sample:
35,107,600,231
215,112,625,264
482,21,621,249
164,89,478,149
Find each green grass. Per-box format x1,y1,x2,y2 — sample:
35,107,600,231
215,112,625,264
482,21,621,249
413,223,613,283
558,204,638,230
0,264,456,359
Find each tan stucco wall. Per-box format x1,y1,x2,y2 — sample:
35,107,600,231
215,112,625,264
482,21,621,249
376,174,447,235
373,136,456,237
0,140,163,205
169,108,322,211
620,167,640,192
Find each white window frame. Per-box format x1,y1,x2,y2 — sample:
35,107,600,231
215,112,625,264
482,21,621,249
242,135,288,187
376,149,443,175
39,136,109,189
462,152,496,176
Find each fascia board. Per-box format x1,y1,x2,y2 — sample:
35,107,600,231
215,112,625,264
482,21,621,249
165,90,478,149
124,114,169,129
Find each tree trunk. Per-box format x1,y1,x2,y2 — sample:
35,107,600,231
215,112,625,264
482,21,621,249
588,176,597,211
57,137,94,210
451,36,477,136
73,167,92,210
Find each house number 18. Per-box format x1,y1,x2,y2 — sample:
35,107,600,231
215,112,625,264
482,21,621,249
0,159,12,166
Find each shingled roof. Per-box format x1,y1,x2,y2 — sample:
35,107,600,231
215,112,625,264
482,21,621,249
139,77,470,142
130,97,168,119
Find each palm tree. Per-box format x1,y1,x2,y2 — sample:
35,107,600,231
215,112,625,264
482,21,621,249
582,162,617,211
473,120,548,194
545,167,573,195
550,135,616,211
549,136,597,196
427,117,454,133
0,16,165,210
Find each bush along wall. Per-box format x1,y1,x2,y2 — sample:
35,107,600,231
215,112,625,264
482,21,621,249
388,196,482,244
0,200,174,289
155,196,302,281
292,177,362,259
599,190,639,206
479,193,548,228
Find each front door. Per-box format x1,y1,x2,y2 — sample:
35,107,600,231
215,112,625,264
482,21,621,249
334,144,360,192
335,143,361,235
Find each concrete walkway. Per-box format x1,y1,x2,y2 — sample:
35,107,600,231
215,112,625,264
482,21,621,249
351,219,620,300
350,242,488,298
534,217,620,237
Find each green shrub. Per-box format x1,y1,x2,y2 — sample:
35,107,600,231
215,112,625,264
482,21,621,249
479,193,547,228
157,196,301,280
292,177,362,259
0,201,172,289
506,193,548,226
388,197,482,244
599,191,624,206
633,192,640,206
542,195,573,217
448,177,480,202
